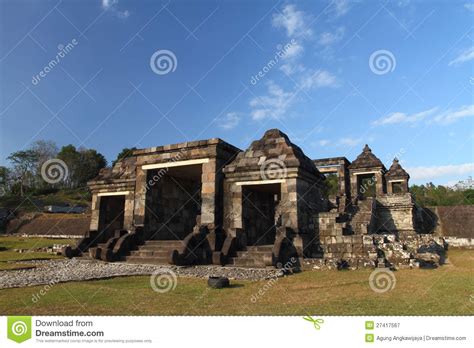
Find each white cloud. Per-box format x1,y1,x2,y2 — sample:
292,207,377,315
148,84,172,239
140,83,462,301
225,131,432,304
218,112,240,130
464,3,474,11
280,63,305,75
250,69,339,121
448,46,474,66
272,4,312,38
433,105,474,124
101,0,129,19
283,41,304,59
249,81,295,121
407,163,474,181
339,137,362,147
318,27,345,46
372,107,438,126
328,0,351,18
318,139,330,146
300,70,339,89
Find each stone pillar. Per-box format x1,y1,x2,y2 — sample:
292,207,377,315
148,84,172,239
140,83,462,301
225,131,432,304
90,194,101,231
201,159,217,227
375,171,385,196
133,166,147,227
124,192,135,231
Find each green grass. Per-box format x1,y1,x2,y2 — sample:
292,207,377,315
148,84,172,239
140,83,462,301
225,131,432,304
0,188,90,213
0,236,76,269
0,248,472,316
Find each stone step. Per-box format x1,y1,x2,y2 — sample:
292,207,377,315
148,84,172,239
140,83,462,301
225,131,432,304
129,250,171,257
246,245,273,252
125,256,170,265
227,257,267,268
236,251,272,258
138,244,183,251
144,240,185,247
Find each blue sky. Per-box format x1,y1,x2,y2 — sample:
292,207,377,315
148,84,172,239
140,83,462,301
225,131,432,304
0,0,473,185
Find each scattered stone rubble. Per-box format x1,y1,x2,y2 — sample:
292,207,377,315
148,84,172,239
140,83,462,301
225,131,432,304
0,259,283,289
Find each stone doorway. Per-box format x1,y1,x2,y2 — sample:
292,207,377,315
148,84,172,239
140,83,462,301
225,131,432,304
98,195,125,236
242,183,281,246
145,164,202,240
357,174,376,198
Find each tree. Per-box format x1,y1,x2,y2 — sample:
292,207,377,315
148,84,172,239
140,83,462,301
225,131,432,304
0,166,9,196
7,150,39,196
57,145,107,188
31,140,58,188
113,147,137,166
75,148,107,186
57,145,80,188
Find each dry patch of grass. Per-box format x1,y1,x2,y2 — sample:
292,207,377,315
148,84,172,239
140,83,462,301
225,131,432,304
0,248,472,315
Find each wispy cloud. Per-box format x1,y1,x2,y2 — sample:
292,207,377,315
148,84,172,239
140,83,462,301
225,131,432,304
300,70,339,89
464,3,474,12
372,107,438,126
433,105,474,124
327,0,351,18
249,81,294,121
407,163,474,181
448,46,474,66
272,4,312,38
373,105,474,126
101,0,129,19
218,112,240,130
339,137,363,147
318,27,345,46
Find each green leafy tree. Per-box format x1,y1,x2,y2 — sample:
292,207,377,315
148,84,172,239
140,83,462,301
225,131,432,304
113,147,137,166
7,150,39,196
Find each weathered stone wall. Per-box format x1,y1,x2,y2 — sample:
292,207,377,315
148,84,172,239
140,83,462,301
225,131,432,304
7,213,89,238
428,205,474,238
375,194,415,234
145,174,201,239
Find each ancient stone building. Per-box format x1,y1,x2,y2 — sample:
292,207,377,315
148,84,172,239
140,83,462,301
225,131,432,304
64,129,445,269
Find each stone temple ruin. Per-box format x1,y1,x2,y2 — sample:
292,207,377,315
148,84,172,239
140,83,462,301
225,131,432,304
64,129,445,270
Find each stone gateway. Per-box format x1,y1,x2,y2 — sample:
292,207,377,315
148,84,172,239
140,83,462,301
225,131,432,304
63,129,445,269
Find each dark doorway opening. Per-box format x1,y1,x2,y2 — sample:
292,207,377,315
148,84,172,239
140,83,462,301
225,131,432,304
98,195,125,237
391,181,403,194
145,164,202,240
357,174,376,198
242,183,281,246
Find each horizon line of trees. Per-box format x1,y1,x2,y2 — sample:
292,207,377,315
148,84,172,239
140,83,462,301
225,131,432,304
0,141,139,198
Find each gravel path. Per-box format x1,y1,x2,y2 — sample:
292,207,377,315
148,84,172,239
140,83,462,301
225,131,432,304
0,259,283,289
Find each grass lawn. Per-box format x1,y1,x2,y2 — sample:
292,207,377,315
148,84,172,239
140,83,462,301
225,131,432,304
0,236,77,270
0,247,472,316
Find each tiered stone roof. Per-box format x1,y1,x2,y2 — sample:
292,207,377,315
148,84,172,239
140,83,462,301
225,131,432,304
224,129,324,179
385,158,409,179
348,144,385,170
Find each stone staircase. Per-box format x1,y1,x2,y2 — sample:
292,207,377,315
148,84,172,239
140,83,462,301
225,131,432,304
123,240,186,265
226,245,273,268
350,198,376,234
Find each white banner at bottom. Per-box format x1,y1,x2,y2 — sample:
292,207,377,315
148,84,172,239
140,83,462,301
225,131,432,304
0,316,472,347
